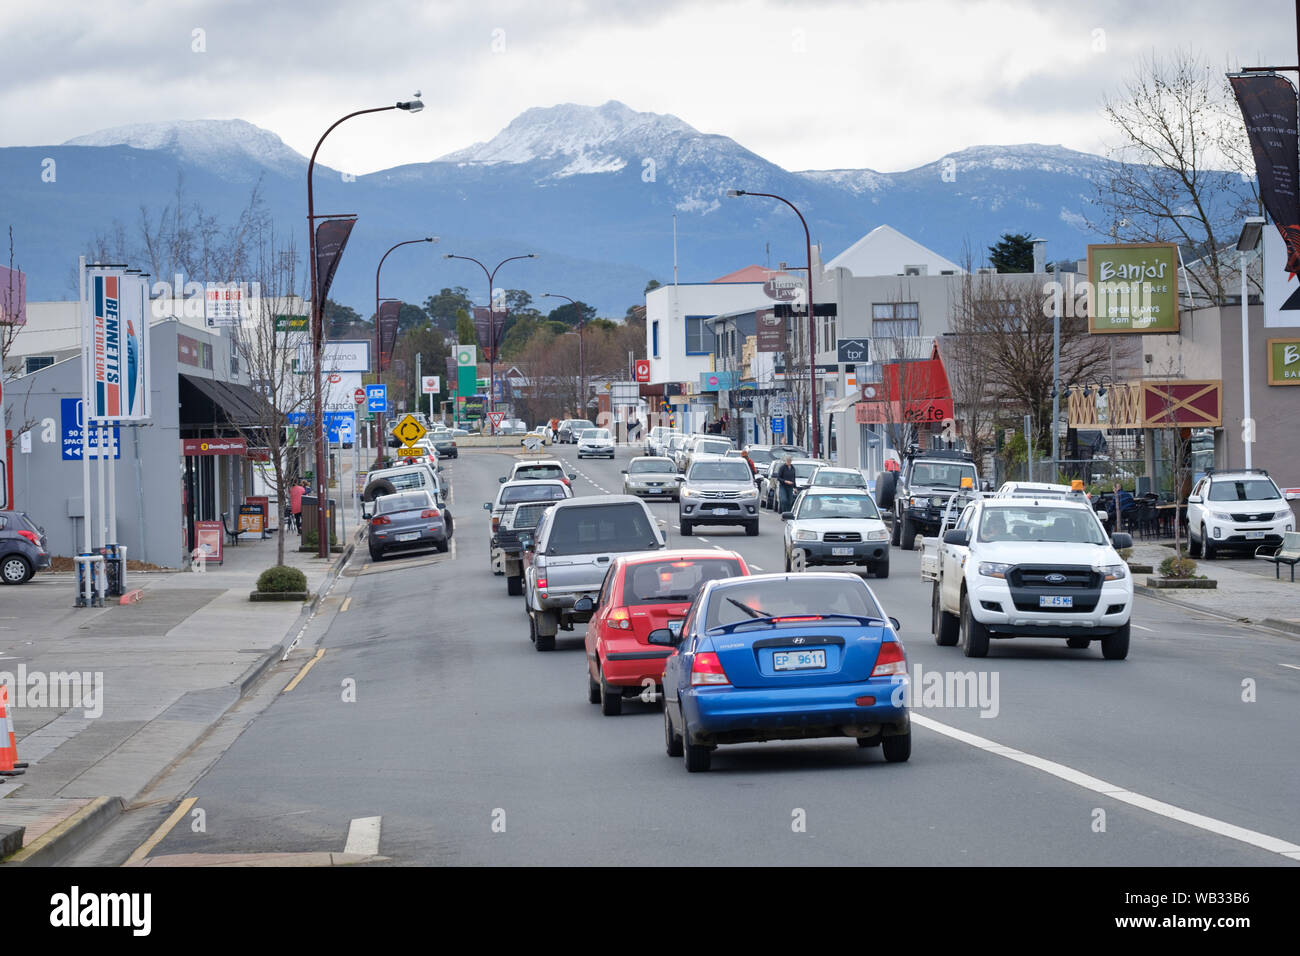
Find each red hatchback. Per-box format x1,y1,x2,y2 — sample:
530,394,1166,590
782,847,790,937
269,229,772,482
585,549,750,716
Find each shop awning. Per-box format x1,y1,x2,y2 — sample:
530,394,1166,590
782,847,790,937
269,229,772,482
180,374,265,427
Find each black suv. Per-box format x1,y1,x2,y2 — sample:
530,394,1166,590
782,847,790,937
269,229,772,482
876,449,980,551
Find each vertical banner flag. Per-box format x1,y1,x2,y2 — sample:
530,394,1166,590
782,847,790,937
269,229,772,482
472,307,507,362
314,217,357,306
378,300,401,371
445,356,457,394
84,267,150,421
1230,73,1300,275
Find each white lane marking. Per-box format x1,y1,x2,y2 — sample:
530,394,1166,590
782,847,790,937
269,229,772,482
750,565,764,571
910,713,1300,861
1131,624,1154,632
344,815,383,857
697,537,709,543
1278,662,1300,672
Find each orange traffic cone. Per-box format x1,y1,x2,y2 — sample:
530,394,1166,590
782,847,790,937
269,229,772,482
0,685,25,776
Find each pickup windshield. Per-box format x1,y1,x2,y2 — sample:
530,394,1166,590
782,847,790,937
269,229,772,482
688,461,753,481
911,461,977,488
978,506,1107,544
547,504,659,556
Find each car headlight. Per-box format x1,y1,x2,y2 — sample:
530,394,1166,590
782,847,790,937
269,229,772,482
978,561,1011,579
1276,510,1292,520
741,489,758,498
867,529,889,541
681,488,700,498
909,496,922,507
794,530,819,541
1100,563,1127,581
930,496,947,508
1210,511,1232,521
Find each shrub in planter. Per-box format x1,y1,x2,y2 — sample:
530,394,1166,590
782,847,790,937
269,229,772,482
300,528,339,550
1159,555,1198,579
257,565,308,593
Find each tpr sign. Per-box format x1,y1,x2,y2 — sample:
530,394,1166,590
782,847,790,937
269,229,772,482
837,338,870,364
366,384,387,413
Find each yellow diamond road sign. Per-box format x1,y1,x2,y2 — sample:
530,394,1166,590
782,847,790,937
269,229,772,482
393,414,427,447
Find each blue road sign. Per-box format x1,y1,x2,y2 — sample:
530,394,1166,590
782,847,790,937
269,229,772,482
288,411,356,443
770,416,786,435
366,384,387,413
61,398,121,461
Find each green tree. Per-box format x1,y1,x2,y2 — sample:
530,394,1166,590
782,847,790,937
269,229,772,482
394,324,450,413
500,316,540,359
546,300,597,327
455,308,475,348
644,279,662,294
988,233,1035,273
423,287,473,333
324,299,362,338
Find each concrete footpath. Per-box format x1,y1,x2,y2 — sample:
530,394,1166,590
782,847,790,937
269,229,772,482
0,525,356,865
1130,542,1300,636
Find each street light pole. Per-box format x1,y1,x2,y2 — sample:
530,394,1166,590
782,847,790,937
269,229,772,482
726,189,819,458
306,94,422,558
444,253,537,430
542,293,583,419
1237,217,1265,469
375,237,437,464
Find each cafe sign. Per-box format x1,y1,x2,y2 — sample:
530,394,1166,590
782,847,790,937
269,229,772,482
1268,338,1300,385
1086,243,1180,334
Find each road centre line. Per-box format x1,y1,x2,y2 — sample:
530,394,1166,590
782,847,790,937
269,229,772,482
910,712,1300,861
1278,662,1300,671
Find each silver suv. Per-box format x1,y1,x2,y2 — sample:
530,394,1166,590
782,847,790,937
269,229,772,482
679,457,759,536
522,496,665,651
1187,469,1294,559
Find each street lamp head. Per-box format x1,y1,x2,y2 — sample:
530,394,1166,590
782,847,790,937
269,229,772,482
726,189,745,198
1237,216,1265,252
424,237,438,243
397,95,424,113
443,253,455,259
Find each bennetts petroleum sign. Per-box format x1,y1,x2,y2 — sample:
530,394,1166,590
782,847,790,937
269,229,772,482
1086,243,1180,334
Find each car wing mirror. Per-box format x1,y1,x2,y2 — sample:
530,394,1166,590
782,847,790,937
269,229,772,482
1187,495,1203,504
1111,532,1133,550
499,476,507,483
781,511,793,520
647,628,679,646
943,528,971,546
574,596,594,613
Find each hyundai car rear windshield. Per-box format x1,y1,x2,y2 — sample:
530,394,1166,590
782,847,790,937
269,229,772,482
628,458,675,473
911,462,977,488
978,506,1107,544
546,504,659,555
1208,478,1282,502
705,578,882,631
501,484,568,504
688,461,753,481
624,558,744,605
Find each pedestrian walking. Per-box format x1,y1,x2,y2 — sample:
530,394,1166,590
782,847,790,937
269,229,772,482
290,481,306,533
776,455,798,514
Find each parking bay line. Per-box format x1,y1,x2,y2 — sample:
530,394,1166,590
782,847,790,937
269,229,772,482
126,796,198,864
910,712,1300,861
345,816,382,857
282,649,325,694
340,597,352,613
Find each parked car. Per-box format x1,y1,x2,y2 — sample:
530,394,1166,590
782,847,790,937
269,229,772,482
679,457,760,536
680,435,734,474
522,496,666,651
665,434,691,471
584,549,750,715
782,489,890,577
645,426,680,457
362,464,444,517
0,510,50,584
659,572,910,771
1187,469,1295,559
500,418,528,435
366,490,452,560
622,456,683,500
576,427,616,459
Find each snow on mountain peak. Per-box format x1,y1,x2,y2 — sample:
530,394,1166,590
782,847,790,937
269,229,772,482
437,100,697,176
63,119,307,179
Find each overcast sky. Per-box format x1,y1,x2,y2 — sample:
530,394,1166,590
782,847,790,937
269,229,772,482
1,0,1293,174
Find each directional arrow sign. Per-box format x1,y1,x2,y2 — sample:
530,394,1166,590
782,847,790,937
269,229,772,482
393,413,427,446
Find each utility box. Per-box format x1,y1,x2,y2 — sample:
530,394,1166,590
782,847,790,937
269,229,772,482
300,496,338,542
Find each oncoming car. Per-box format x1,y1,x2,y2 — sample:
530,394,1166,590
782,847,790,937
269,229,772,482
583,550,750,716
658,572,910,772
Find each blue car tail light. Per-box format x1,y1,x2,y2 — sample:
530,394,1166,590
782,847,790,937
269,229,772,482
870,641,907,678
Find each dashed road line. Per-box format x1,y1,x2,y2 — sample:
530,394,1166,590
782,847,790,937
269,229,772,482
1131,624,1153,631
340,597,352,613
1278,662,1300,671
127,796,198,864
283,649,325,693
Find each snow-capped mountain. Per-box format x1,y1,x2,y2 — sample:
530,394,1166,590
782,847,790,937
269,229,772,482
4,101,1230,315
64,119,310,181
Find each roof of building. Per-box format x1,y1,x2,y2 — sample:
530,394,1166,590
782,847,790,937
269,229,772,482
825,225,965,278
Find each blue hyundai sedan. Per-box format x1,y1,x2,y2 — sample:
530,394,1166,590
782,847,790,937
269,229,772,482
656,572,910,772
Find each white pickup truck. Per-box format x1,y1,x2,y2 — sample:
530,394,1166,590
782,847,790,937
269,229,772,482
919,490,983,584
928,495,1135,660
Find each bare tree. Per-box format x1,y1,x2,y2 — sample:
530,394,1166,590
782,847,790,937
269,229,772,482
945,268,999,467
1091,48,1259,305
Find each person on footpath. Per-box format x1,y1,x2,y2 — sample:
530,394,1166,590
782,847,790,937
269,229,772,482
290,481,307,533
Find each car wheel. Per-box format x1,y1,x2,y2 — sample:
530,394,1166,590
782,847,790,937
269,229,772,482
587,665,601,704
684,739,712,773
368,546,382,562
874,558,889,579
680,520,692,536
1101,623,1131,660
528,611,537,643
882,730,911,763
900,517,917,551
1188,528,1202,558
664,707,684,757
533,610,557,651
784,550,792,572
506,574,523,596
934,584,959,646
856,736,881,748
600,674,623,716
1,555,33,585
1202,525,1216,560
436,538,450,554
960,592,989,658
1066,636,1090,649
890,514,901,546
745,520,759,537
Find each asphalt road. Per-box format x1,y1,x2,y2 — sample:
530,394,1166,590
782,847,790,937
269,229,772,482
79,444,1300,866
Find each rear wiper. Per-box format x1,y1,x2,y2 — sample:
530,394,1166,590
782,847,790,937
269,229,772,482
727,597,765,618
707,613,888,634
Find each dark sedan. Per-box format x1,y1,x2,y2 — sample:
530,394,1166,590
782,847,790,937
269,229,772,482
366,491,453,561
0,510,51,584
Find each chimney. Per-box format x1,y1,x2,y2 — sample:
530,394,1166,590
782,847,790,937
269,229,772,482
1031,238,1048,274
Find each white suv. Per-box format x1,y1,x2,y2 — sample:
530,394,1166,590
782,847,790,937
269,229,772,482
1187,470,1294,560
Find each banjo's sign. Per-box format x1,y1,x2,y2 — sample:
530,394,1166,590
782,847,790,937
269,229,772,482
1268,338,1300,385
1086,243,1180,334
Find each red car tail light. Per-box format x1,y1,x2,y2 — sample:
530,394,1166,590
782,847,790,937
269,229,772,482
537,576,547,593
370,515,391,526
421,509,441,519
871,641,907,678
607,607,632,630
690,652,730,686
16,530,40,546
